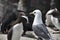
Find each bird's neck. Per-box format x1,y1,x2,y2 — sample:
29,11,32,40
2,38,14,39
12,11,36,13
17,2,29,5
33,14,43,25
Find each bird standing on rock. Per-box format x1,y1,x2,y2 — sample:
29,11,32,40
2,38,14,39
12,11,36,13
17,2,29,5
7,14,32,40
30,9,52,40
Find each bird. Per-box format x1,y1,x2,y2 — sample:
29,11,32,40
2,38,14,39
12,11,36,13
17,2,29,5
48,8,60,30
21,15,34,36
7,15,32,40
30,9,52,40
45,0,60,31
21,15,31,36
7,15,23,40
45,9,54,27
7,22,23,40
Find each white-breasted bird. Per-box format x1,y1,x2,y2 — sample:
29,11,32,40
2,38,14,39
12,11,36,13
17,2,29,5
7,15,29,40
7,22,23,40
45,9,54,26
30,9,52,40
48,8,60,30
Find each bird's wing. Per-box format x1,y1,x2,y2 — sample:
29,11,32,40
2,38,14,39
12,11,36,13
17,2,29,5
41,24,49,34
33,24,50,39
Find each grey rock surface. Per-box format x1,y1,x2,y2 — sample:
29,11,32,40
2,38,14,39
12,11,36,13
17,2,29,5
0,27,60,40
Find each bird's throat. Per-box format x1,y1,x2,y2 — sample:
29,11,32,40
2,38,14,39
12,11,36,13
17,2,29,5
33,14,43,25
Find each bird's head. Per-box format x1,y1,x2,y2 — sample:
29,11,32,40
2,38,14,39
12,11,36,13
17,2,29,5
21,15,29,23
48,8,60,16
30,9,42,16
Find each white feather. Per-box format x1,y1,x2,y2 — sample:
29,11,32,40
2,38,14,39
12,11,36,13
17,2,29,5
12,22,23,40
32,10,43,25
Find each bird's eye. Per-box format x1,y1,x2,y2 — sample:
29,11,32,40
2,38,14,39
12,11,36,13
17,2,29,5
34,12,36,13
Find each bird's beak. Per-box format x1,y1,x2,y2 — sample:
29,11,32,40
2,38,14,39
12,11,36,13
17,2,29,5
29,12,34,15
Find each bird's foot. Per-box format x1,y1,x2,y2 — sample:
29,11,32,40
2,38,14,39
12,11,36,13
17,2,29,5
22,33,26,36
22,31,26,36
